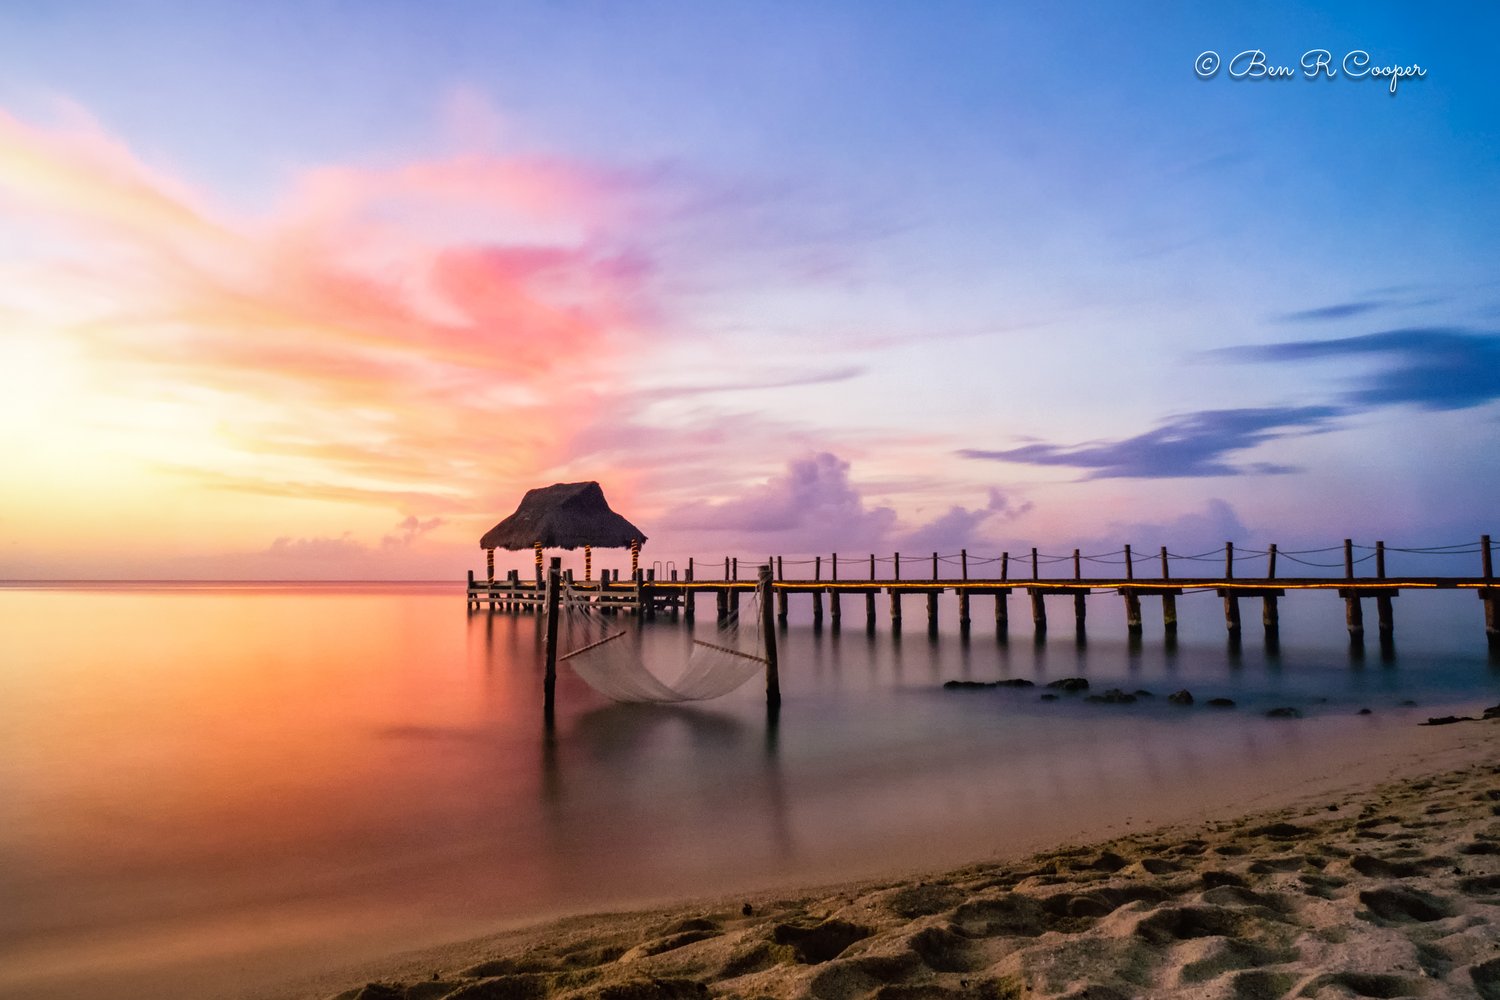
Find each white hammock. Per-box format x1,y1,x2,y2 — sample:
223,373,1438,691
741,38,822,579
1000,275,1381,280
557,585,767,703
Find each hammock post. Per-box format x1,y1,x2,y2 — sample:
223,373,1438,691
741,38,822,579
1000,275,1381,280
543,557,562,723
759,564,780,710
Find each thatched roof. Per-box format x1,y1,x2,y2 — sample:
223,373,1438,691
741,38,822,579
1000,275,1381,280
479,482,647,550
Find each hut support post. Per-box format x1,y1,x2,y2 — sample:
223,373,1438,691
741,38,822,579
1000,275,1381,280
759,566,780,711
543,557,561,724
486,548,495,584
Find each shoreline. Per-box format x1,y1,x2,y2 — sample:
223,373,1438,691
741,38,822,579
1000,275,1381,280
275,711,1500,1000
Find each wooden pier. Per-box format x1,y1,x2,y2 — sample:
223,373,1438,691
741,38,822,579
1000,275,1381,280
468,536,1500,650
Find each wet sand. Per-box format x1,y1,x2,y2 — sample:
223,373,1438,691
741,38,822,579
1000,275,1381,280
282,709,1500,1000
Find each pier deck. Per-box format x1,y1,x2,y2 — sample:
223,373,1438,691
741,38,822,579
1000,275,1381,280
467,548,1500,649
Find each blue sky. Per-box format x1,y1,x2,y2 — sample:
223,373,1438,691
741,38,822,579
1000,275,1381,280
0,2,1496,577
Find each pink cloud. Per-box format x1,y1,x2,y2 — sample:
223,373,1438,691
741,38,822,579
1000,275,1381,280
659,453,1035,557
0,105,664,521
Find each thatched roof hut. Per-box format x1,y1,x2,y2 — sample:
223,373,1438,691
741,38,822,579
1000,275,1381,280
479,482,647,551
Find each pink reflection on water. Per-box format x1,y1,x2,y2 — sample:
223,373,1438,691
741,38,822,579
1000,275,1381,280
0,584,1492,999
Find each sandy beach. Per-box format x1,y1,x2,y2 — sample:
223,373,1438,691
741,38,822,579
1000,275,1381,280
282,708,1500,1000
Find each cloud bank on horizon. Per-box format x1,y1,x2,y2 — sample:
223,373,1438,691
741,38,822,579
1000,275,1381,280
0,3,1496,578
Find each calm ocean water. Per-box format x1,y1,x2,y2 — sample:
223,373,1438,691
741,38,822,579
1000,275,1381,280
1,582,1497,999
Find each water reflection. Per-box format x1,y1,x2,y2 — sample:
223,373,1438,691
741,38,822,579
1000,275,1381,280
4,584,1499,1000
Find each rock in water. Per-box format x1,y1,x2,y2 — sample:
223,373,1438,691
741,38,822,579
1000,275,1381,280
1266,706,1303,718
1206,698,1236,708
1168,689,1194,706
1045,677,1089,692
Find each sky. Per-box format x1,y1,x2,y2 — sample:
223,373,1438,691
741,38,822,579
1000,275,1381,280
1,2,1497,580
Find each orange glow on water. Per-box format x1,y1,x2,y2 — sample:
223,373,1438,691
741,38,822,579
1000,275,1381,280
4,584,1496,999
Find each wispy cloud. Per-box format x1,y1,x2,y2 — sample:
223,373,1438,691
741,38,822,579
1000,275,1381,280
0,105,666,517
1215,328,1500,411
1276,300,1387,323
958,406,1344,479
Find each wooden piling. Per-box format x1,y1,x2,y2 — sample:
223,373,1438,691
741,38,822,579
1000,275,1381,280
866,591,877,632
1263,594,1279,633
889,588,903,630
759,565,780,710
1162,592,1178,635
927,591,939,636
1030,589,1047,633
812,556,824,625
1346,593,1365,641
1123,591,1142,634
1484,535,1498,649
1124,544,1133,580
543,557,561,724
684,559,695,620
1375,541,1394,640
958,590,971,633
1031,547,1039,580
995,591,1009,638
1268,544,1277,579
1222,592,1241,637
1225,541,1234,580
960,549,968,581
776,588,788,623
1343,538,1363,641
1074,592,1087,635
831,589,841,626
